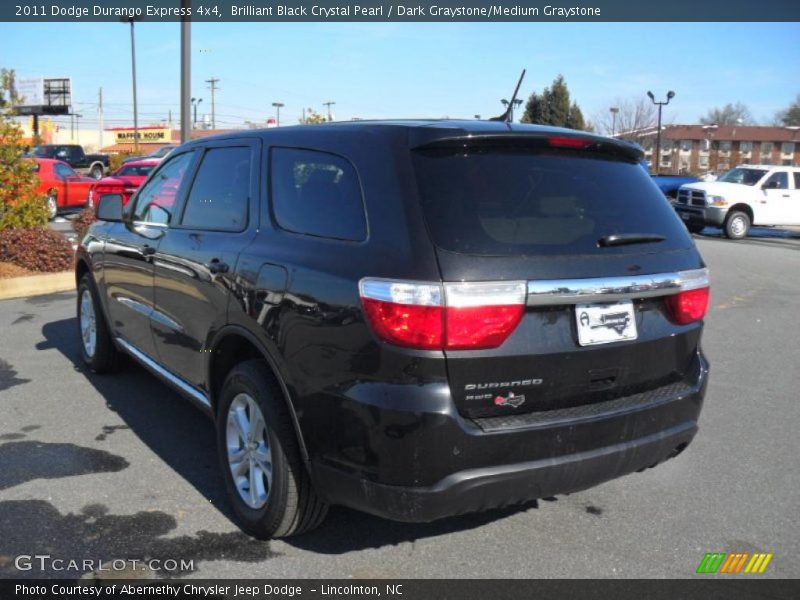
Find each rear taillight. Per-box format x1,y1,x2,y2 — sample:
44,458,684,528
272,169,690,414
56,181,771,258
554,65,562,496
359,279,526,350
665,287,710,325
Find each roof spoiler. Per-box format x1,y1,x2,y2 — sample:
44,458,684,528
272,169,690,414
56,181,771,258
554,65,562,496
412,132,644,162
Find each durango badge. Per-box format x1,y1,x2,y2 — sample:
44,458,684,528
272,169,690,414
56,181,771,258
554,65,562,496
494,392,526,408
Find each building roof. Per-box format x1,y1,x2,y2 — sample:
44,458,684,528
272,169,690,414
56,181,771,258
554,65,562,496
644,125,800,142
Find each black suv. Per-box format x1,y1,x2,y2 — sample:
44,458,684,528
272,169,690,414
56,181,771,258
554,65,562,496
75,121,710,539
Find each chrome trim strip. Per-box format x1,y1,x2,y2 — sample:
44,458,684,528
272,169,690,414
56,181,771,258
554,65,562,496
526,268,709,306
149,309,184,333
115,296,153,318
115,337,211,410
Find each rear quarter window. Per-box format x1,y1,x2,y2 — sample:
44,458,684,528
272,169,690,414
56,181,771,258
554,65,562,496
270,147,366,242
412,149,693,256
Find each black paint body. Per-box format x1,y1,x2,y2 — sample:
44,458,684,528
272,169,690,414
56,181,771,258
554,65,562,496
76,121,709,522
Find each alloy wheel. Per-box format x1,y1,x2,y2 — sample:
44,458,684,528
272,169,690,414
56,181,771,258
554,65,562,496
226,393,272,509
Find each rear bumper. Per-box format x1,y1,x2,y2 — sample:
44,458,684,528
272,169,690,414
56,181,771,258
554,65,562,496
308,351,709,522
313,421,696,522
674,205,727,227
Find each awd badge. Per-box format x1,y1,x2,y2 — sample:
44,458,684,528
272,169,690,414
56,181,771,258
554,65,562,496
494,391,525,408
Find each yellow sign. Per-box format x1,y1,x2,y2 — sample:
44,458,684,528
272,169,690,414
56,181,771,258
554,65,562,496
114,128,172,144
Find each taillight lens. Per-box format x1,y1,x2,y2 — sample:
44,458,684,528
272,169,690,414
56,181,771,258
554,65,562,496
547,136,592,149
359,279,526,350
665,287,710,325
443,281,526,349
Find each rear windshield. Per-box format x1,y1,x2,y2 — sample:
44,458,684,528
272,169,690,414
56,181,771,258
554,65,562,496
412,149,693,256
116,164,155,177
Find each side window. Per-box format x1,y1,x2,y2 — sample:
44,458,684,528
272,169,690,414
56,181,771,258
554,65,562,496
54,163,75,178
180,146,250,231
133,152,194,225
794,173,800,190
271,148,366,241
764,172,788,190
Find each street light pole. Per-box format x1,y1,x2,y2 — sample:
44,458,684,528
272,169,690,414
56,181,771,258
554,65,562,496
121,17,141,152
272,102,284,126
609,106,619,137
647,90,675,175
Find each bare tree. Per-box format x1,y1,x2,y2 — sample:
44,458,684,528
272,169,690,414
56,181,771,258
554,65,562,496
593,97,658,140
700,102,754,126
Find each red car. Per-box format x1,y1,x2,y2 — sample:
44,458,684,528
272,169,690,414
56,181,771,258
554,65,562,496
89,159,159,208
33,158,96,220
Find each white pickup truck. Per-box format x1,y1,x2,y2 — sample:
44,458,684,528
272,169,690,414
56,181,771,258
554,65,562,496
674,165,800,238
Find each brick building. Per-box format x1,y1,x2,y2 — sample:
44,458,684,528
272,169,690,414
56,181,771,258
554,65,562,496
634,125,800,175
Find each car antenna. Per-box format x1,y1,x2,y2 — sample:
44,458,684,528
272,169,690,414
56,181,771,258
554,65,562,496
490,69,526,123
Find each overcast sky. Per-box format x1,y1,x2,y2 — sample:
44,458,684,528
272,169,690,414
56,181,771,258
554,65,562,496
3,21,799,129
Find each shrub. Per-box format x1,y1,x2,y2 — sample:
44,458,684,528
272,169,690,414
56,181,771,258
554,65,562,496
73,207,97,240
0,228,74,272
0,114,47,230
109,152,135,173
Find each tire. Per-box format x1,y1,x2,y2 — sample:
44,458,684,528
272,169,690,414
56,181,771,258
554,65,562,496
77,274,119,373
46,192,58,220
216,360,328,539
686,223,705,234
724,211,750,239
90,164,104,179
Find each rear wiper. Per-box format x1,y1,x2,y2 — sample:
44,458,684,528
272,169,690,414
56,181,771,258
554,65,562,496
597,233,666,247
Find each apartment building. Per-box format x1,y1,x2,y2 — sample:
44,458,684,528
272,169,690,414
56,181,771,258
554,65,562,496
635,125,800,175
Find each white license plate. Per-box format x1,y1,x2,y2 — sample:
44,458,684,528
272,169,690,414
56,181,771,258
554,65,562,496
575,301,638,346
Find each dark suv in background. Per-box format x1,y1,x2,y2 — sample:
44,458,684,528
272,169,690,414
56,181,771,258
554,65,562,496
75,121,710,539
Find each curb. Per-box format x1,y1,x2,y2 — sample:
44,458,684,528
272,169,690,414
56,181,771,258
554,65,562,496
0,271,75,301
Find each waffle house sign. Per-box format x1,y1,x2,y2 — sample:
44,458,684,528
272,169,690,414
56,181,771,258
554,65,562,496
113,127,172,144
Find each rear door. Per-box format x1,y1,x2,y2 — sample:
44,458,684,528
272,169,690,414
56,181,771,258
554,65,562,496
151,139,259,390
760,171,793,225
411,139,707,418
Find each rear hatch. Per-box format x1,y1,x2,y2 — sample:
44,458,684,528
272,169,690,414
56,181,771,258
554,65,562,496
411,133,708,418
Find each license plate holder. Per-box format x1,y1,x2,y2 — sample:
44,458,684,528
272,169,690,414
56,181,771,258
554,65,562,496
575,300,638,346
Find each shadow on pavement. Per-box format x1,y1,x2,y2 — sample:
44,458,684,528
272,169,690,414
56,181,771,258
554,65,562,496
0,500,277,579
38,314,544,554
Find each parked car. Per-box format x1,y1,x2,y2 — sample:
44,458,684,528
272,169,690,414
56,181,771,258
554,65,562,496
639,159,699,199
675,164,800,237
76,121,710,539
121,144,180,164
33,158,95,220
31,144,110,179
89,159,159,208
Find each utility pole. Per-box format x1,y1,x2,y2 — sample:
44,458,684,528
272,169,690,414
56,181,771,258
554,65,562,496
168,109,172,128
75,113,82,144
98,88,104,150
120,16,141,152
323,101,335,121
180,0,191,143
206,77,219,130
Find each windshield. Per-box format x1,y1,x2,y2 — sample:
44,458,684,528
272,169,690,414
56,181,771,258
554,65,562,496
150,146,175,158
717,167,767,186
115,164,155,177
413,148,693,256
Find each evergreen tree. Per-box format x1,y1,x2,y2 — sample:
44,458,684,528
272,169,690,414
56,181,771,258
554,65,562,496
520,75,587,130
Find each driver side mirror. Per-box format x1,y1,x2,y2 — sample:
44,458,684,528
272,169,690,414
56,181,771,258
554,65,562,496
96,193,124,222
762,180,780,190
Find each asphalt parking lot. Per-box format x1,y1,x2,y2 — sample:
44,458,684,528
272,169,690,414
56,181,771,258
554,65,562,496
1,232,799,579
